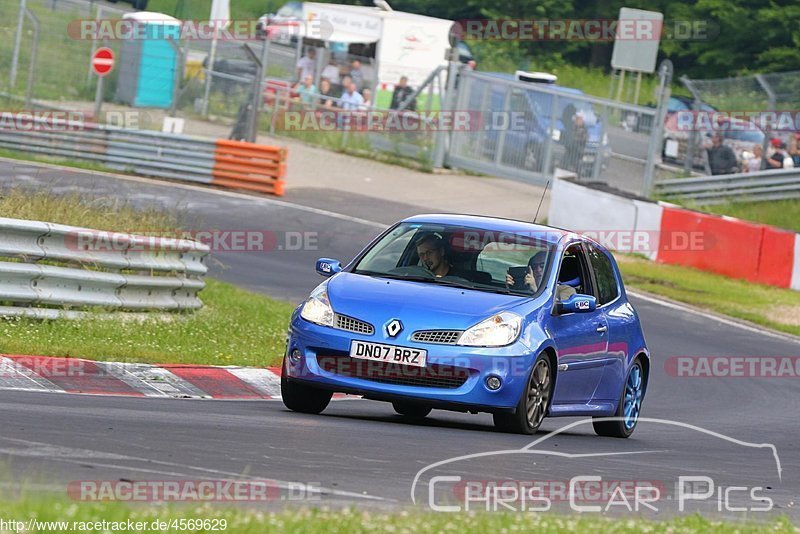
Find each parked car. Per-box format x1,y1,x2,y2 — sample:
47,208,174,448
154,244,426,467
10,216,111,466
256,1,303,42
476,72,611,179
282,214,650,437
662,114,765,170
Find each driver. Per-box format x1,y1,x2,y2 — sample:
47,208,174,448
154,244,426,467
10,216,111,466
415,233,465,278
506,251,576,300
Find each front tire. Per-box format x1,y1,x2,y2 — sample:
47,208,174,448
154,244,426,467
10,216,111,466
281,374,332,414
593,358,646,438
392,402,432,418
494,353,552,434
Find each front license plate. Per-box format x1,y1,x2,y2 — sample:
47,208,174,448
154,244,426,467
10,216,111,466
349,340,427,368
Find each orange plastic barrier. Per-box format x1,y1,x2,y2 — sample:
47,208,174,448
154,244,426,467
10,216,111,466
658,207,763,282
212,140,286,196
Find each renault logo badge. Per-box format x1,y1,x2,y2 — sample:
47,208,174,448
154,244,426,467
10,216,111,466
385,319,403,337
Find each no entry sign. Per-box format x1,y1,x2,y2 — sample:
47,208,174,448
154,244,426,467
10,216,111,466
91,47,115,77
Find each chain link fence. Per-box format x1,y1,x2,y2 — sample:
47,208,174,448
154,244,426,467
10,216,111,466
0,0,129,109
447,69,673,196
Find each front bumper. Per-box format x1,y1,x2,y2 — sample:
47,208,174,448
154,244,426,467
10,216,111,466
285,315,537,413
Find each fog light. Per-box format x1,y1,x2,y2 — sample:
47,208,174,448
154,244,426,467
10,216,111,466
486,376,502,391
289,348,302,364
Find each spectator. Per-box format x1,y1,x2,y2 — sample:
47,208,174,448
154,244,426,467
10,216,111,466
563,110,588,173
320,58,340,85
789,134,800,167
707,133,738,175
361,88,372,108
295,48,316,82
767,138,792,169
349,59,364,90
318,78,335,108
742,144,763,173
339,81,364,110
294,75,316,107
390,76,416,111
336,75,352,99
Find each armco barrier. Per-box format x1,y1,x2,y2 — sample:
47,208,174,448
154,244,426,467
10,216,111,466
548,177,800,291
653,167,800,203
0,116,286,196
212,140,286,195
0,217,209,317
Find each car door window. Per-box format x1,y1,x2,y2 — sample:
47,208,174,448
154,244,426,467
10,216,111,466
557,244,592,297
586,244,619,306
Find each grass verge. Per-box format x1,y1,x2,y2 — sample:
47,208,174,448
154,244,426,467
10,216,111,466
699,199,800,233
0,499,795,533
617,254,800,337
0,278,294,367
0,188,177,232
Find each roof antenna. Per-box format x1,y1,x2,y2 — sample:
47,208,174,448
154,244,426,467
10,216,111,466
533,180,550,224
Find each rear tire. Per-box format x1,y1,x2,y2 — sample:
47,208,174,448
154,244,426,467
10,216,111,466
593,358,646,438
281,374,332,414
494,353,552,434
392,402,431,418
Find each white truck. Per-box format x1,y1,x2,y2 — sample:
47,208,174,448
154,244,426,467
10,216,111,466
297,2,472,90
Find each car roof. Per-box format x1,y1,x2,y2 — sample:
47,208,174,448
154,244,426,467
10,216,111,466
400,214,570,245
482,72,585,96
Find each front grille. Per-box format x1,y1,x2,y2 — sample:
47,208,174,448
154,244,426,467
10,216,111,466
334,314,374,335
318,354,470,389
411,330,463,345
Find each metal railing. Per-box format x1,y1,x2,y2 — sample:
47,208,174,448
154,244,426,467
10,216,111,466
0,115,217,183
653,167,800,204
0,217,210,318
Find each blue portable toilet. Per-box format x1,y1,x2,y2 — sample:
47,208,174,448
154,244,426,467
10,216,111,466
115,12,182,109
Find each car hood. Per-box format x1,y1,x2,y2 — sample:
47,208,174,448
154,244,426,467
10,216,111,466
327,272,531,333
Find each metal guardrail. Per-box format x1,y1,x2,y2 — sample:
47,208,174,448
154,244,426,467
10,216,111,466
0,217,210,317
653,168,800,203
0,116,287,195
0,116,216,184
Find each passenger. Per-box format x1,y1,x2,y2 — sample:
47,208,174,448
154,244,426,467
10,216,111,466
506,251,577,300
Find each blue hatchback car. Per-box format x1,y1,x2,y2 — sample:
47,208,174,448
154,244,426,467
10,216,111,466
282,214,649,436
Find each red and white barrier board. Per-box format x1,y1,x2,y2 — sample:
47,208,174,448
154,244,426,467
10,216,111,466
548,178,800,291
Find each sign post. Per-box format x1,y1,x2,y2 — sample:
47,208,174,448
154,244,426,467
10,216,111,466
92,47,115,120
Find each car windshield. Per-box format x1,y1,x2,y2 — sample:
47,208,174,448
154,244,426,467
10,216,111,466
351,222,558,297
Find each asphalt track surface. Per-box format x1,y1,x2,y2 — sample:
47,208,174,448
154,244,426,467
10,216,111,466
0,162,799,519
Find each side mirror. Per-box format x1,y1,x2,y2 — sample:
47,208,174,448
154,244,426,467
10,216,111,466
315,258,342,277
558,294,597,314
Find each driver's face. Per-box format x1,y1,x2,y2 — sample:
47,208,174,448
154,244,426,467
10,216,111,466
417,244,444,271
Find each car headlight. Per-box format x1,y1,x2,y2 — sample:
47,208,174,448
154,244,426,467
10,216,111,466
457,312,522,347
299,283,334,327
